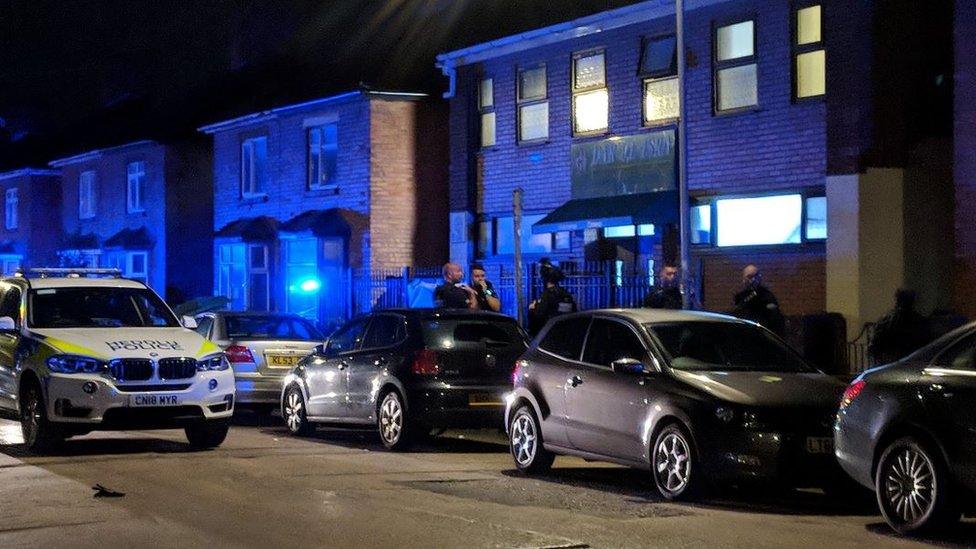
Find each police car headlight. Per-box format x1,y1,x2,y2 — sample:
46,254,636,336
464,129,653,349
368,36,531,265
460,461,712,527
196,354,229,371
47,355,107,374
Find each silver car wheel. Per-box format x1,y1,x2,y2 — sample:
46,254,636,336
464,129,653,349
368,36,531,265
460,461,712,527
22,390,40,445
379,393,402,445
883,447,935,525
285,390,303,433
655,432,691,494
511,414,537,466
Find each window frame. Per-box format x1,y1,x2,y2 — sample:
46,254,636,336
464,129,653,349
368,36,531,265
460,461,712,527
516,64,549,144
126,160,147,213
640,33,680,127
240,135,269,198
78,170,96,220
538,315,593,363
691,189,827,249
792,2,826,102
247,243,270,311
491,213,556,256
571,49,609,137
712,16,759,115
307,124,339,191
478,77,496,148
4,187,17,230
361,313,408,351
579,315,653,370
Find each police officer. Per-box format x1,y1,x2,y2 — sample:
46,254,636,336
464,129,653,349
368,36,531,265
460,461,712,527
732,264,785,337
528,258,577,335
643,264,683,310
470,263,501,312
868,289,930,364
434,262,477,309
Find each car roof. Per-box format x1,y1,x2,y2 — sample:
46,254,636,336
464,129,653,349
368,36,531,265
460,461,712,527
11,277,148,290
376,308,516,320
209,311,308,318
562,308,747,325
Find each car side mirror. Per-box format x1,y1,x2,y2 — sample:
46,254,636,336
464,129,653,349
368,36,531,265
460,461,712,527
0,316,15,332
314,342,326,355
611,357,648,375
182,316,198,329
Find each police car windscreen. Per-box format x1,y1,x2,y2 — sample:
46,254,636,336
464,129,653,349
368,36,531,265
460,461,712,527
28,288,180,328
226,315,324,341
648,322,815,373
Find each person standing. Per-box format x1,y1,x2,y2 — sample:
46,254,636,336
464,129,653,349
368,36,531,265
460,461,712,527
470,263,501,312
868,289,930,364
643,264,683,310
528,258,577,335
732,264,785,337
434,262,477,310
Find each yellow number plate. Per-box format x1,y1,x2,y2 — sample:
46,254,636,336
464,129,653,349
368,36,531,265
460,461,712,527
267,354,301,368
468,393,503,407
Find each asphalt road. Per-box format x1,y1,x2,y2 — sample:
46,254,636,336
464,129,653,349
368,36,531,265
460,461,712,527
0,412,973,549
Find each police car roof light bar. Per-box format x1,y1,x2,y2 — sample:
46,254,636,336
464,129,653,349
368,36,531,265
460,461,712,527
29,268,123,279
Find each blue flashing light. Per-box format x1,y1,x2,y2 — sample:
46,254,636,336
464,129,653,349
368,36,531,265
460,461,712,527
297,278,322,294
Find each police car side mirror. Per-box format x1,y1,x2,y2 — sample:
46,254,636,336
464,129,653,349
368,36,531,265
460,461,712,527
182,316,198,329
0,316,14,332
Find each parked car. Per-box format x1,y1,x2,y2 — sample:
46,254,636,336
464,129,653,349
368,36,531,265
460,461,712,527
280,309,527,450
195,311,324,409
0,269,234,452
835,322,976,535
506,309,847,500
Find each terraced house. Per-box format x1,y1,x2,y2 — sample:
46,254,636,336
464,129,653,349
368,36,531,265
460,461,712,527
199,89,448,327
0,168,62,274
48,140,213,302
437,0,952,338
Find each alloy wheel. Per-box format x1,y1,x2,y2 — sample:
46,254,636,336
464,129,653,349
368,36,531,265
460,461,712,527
882,447,935,525
284,390,304,433
655,431,691,494
379,393,402,445
511,414,537,466
21,389,40,446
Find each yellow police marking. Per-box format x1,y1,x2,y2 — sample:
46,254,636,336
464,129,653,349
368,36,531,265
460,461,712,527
759,375,783,383
196,340,221,358
37,336,110,360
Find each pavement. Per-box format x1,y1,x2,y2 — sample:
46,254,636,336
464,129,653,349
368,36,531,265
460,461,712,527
0,411,973,549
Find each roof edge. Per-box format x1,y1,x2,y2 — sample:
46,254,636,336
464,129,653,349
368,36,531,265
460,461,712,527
48,140,158,167
0,168,61,181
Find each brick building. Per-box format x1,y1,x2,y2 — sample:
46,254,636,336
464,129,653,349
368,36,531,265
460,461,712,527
437,0,952,336
0,168,62,274
198,89,448,326
48,140,213,302
955,0,976,318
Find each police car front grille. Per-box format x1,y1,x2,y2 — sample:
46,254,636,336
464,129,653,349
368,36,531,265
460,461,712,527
110,359,153,381
158,357,197,380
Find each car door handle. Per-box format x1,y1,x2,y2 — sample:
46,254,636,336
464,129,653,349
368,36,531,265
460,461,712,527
374,356,388,367
568,375,583,388
338,361,349,371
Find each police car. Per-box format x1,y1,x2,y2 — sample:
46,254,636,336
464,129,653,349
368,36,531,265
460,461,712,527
0,269,235,452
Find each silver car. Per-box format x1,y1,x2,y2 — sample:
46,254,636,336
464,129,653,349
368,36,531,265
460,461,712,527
195,312,324,409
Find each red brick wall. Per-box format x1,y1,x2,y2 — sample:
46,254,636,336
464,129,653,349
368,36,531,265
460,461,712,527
696,250,826,316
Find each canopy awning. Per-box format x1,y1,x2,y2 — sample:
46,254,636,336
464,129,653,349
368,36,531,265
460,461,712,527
280,208,367,239
215,216,280,242
105,226,153,249
532,191,678,234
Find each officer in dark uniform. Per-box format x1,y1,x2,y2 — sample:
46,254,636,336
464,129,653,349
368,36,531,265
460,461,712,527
643,264,683,310
732,264,785,337
868,289,930,364
528,258,577,335
470,263,501,312
434,262,477,309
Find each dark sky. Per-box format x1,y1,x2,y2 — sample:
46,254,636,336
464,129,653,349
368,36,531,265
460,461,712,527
0,0,641,170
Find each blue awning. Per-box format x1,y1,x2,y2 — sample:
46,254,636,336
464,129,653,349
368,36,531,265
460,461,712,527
532,191,678,234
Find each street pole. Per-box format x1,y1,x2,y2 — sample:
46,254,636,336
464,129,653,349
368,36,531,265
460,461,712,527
676,0,691,309
513,188,526,326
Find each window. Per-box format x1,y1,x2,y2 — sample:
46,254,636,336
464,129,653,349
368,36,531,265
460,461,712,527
716,194,802,246
28,287,179,329
78,170,96,219
241,136,268,197
285,237,319,320
805,196,827,239
0,285,20,324
495,214,552,255
934,334,976,371
650,322,813,372
225,315,324,341
794,4,825,99
4,188,17,230
517,66,548,142
363,315,405,349
539,316,591,360
217,243,246,310
194,315,214,338
714,20,758,112
308,124,338,189
325,317,369,356
641,35,679,124
1,256,21,275
690,204,712,244
127,161,146,213
604,224,655,239
582,318,647,367
479,78,495,147
248,244,270,311
572,51,608,135
104,251,148,284
553,231,571,251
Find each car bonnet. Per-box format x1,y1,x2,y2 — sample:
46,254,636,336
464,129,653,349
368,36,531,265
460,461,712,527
30,327,219,360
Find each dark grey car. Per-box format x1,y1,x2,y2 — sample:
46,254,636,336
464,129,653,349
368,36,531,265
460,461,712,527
835,322,976,535
506,309,847,500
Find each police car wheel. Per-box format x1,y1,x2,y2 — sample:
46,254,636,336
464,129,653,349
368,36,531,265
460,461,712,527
184,421,229,449
20,383,63,453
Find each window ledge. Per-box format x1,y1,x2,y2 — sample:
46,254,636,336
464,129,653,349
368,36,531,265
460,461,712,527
241,193,269,204
517,139,551,148
714,105,762,118
307,185,339,194
691,241,826,256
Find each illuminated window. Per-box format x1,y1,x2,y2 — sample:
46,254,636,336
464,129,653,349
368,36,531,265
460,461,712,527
794,5,825,99
572,51,608,135
690,204,711,244
127,161,146,213
308,124,338,189
105,251,148,284
553,231,571,250
495,214,552,254
241,136,268,197
805,196,827,239
78,170,96,219
714,20,758,112
479,78,495,147
217,243,246,310
716,194,802,247
640,35,679,125
604,224,656,238
4,188,17,230
518,66,548,142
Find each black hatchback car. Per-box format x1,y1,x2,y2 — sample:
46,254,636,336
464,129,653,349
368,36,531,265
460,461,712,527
835,322,976,535
280,309,527,449
506,309,847,499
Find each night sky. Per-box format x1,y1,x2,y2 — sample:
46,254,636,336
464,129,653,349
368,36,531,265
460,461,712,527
0,0,642,170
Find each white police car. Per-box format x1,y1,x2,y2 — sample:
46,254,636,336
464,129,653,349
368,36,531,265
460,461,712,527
0,269,235,452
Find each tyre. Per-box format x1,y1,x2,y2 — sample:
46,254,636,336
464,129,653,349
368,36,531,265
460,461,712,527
875,436,960,535
282,385,315,437
377,390,412,451
185,421,229,449
20,382,63,453
651,423,698,500
509,405,554,474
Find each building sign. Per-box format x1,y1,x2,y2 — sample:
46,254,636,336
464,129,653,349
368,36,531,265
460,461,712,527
570,130,676,199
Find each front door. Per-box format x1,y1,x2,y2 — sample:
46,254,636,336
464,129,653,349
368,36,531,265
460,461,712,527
320,238,346,327
305,317,366,419
565,317,651,462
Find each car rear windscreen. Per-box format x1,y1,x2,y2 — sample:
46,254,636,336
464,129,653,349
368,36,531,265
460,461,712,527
422,318,527,351
648,321,814,373
226,315,324,341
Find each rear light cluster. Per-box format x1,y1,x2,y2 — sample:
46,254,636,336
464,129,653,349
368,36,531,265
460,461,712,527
839,379,866,410
512,359,528,385
225,345,255,364
411,349,441,375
